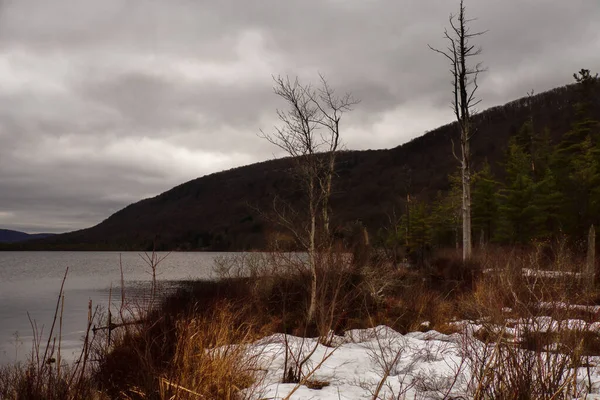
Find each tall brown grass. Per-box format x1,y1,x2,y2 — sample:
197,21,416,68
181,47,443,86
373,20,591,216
3,243,600,399
455,243,600,399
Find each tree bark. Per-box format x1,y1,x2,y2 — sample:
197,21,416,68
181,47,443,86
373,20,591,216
462,136,472,260
587,224,596,289
307,176,318,322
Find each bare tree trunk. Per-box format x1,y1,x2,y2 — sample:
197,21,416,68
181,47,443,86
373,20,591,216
586,224,596,289
319,99,342,245
321,152,335,243
462,140,472,260
308,177,318,322
429,0,485,261
322,156,334,238
455,228,460,250
458,5,473,261
307,222,318,321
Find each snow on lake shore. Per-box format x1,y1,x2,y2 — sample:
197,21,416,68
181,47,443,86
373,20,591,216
240,325,600,399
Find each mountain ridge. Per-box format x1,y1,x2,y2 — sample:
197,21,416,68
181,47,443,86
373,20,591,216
0,229,56,244
5,81,598,251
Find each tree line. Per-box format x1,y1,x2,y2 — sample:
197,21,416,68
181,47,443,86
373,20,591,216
382,69,599,262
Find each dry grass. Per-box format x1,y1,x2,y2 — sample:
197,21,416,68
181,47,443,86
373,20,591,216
4,243,600,399
95,294,265,399
451,243,600,399
158,303,262,400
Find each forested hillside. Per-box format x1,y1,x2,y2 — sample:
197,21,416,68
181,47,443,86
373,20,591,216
8,74,599,251
397,71,599,255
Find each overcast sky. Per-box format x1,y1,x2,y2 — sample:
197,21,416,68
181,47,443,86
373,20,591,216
0,0,598,233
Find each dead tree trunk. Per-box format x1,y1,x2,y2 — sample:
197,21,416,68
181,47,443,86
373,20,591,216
586,224,596,289
461,136,472,260
429,0,486,261
307,173,318,322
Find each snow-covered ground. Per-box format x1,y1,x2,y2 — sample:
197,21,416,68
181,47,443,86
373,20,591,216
241,324,600,399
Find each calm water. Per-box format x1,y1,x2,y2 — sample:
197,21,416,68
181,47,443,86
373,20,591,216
0,251,220,365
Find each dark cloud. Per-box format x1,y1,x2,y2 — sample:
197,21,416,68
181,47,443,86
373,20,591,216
0,0,598,232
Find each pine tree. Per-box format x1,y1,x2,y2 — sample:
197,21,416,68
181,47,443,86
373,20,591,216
568,136,600,234
397,199,432,265
495,138,539,244
530,168,563,239
532,128,554,179
528,127,562,239
472,162,499,244
430,171,462,249
552,69,600,238
556,70,599,163
515,120,535,158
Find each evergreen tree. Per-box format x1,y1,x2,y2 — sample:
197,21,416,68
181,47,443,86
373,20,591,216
568,136,600,234
573,69,599,127
397,198,432,264
495,138,539,244
552,69,600,237
515,120,535,158
430,171,462,249
515,120,554,182
532,128,554,178
472,162,499,244
530,168,563,239
556,70,599,162
528,126,562,239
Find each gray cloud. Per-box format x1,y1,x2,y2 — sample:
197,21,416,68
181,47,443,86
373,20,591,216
0,0,598,233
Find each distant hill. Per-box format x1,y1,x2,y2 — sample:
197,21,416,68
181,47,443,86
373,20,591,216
0,229,55,243
8,81,600,251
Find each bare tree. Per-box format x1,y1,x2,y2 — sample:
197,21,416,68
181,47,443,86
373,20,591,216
260,74,357,322
429,0,486,261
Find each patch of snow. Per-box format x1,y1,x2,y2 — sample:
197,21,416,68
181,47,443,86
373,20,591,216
522,268,582,278
240,323,600,399
538,301,600,313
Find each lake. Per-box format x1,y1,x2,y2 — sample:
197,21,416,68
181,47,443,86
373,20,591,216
0,251,220,365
